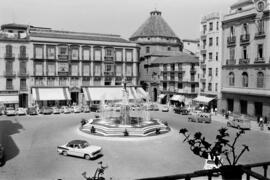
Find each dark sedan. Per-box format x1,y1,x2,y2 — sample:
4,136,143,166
27,107,38,115
40,107,53,115
173,107,190,115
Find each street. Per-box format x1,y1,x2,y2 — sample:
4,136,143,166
0,111,269,180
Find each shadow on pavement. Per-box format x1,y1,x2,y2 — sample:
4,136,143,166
0,119,24,165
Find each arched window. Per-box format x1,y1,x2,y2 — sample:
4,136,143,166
229,72,234,86
257,72,264,88
242,72,248,87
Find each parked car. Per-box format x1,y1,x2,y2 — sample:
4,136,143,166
0,144,4,166
40,107,53,115
61,106,71,114
174,107,190,115
27,107,38,115
90,105,100,112
5,107,16,116
203,155,222,170
73,106,81,113
161,106,169,112
227,115,251,130
188,111,212,123
83,106,90,113
16,107,27,116
152,104,159,111
52,107,61,114
57,140,102,160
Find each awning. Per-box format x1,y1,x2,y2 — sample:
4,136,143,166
32,88,71,101
170,95,185,102
136,87,148,99
83,87,123,101
158,94,166,99
0,95,18,104
193,96,215,104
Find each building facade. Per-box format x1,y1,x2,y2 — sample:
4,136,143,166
221,0,270,118
0,23,139,108
198,12,222,109
182,39,200,57
130,10,199,104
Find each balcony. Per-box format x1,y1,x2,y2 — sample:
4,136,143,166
104,56,114,62
4,71,16,77
18,53,29,60
104,72,115,76
227,36,236,47
255,31,266,39
240,34,250,45
4,53,15,60
163,68,168,72
17,71,29,77
70,72,80,77
58,54,69,61
200,78,206,82
58,71,69,76
226,59,236,65
254,57,265,64
46,72,56,76
6,85,14,90
190,68,196,73
34,72,44,76
239,58,250,65
20,85,28,91
82,73,90,77
200,49,207,54
200,63,206,68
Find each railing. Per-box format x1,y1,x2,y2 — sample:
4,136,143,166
104,72,114,76
6,85,14,90
18,53,29,60
34,72,44,76
58,71,69,76
4,71,16,77
4,53,15,59
239,58,250,65
227,36,236,46
240,34,250,44
138,161,270,180
20,86,27,91
226,59,236,65
104,56,114,62
17,71,29,77
254,57,265,64
58,54,69,60
255,31,266,39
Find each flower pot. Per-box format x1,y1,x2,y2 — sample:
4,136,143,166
220,165,243,180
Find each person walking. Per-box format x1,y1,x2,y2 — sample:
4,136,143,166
259,116,264,130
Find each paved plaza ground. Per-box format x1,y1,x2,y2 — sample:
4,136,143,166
0,111,269,180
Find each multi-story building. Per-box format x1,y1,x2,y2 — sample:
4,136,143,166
182,39,200,57
130,10,199,105
198,12,222,109
0,23,141,108
221,0,270,118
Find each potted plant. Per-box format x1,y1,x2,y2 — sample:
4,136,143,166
179,127,249,180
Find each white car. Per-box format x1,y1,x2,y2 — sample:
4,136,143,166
57,140,102,160
16,108,27,115
161,106,169,112
5,107,16,116
73,106,81,113
203,155,222,170
61,106,71,114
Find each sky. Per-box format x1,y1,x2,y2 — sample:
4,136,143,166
0,0,237,40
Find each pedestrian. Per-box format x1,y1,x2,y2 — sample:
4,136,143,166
259,116,264,130
257,116,260,125
264,116,268,124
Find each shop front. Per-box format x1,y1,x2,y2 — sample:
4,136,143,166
192,95,216,112
31,87,71,108
0,94,19,109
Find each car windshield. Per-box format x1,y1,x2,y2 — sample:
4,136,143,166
81,142,89,148
206,160,216,164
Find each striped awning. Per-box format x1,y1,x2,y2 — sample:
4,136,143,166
170,95,185,102
193,96,215,104
136,87,148,99
32,88,71,101
0,95,19,104
158,94,166,99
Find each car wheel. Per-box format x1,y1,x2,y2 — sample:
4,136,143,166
62,151,68,156
84,154,91,160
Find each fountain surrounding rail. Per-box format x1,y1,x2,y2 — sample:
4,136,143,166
80,78,170,137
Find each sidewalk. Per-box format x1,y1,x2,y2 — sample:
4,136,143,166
212,113,270,134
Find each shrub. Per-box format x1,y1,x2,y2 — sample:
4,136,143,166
123,129,129,136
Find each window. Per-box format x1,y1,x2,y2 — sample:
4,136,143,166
47,63,55,76
59,47,68,55
83,64,90,76
209,38,213,46
240,100,247,114
6,79,13,89
215,83,218,92
216,52,218,61
47,77,55,86
105,64,113,74
242,72,248,87
6,61,13,74
71,64,79,76
94,64,101,76
115,50,122,61
230,26,235,36
170,72,175,80
35,63,43,76
116,65,122,76
229,72,235,86
208,68,212,77
243,23,248,34
257,44,263,59
20,46,26,57
20,79,27,90
59,77,67,86
216,68,218,76
229,48,235,60
20,61,27,74
168,47,171,51
105,48,113,57
242,46,248,59
203,40,206,49
70,77,79,87
170,64,175,71
257,20,264,33
209,52,213,60
202,69,206,78
35,45,43,59
47,46,55,59
203,24,207,34
71,48,79,60
202,54,206,61
6,45,12,56
257,72,264,88
209,22,213,31
126,65,132,76
178,73,182,80
94,49,101,60
126,50,133,62
146,47,150,53
82,48,90,60
216,22,219,30
35,77,44,86
208,83,212,91
216,37,219,46
82,77,90,86
178,83,183,89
